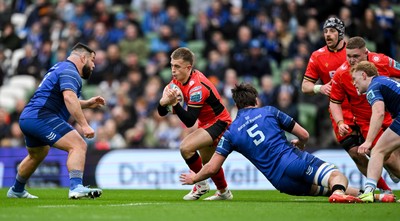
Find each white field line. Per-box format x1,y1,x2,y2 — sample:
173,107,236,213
38,202,169,208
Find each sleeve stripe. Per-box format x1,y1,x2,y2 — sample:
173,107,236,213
303,76,318,83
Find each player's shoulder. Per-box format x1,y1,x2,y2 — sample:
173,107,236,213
310,46,330,58
368,52,387,64
336,61,350,73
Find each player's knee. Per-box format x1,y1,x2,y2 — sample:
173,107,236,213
316,162,338,188
28,146,50,161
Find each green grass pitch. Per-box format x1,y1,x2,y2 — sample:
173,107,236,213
1,189,399,221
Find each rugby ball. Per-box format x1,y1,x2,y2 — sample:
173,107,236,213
166,83,184,113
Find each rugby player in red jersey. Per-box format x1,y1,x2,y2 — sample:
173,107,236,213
330,36,400,189
158,47,233,200
302,18,392,192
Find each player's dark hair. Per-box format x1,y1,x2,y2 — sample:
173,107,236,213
351,61,378,77
171,47,195,65
231,83,258,109
71,42,96,55
346,36,366,50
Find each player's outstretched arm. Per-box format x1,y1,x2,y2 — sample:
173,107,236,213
80,96,106,109
180,153,226,185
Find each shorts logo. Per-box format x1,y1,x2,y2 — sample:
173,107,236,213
190,91,202,103
306,166,313,175
46,132,56,141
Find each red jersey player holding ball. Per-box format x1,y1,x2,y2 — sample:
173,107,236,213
158,47,233,200
302,18,392,192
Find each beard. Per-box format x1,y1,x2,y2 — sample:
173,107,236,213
82,63,92,79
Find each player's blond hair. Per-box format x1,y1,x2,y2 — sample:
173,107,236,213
351,61,378,77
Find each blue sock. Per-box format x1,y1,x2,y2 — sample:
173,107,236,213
13,174,27,192
69,170,83,190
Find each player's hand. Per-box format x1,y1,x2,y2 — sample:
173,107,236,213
87,96,106,109
320,82,332,96
291,139,305,150
179,170,196,185
338,122,350,136
81,125,95,139
160,86,179,106
358,141,372,155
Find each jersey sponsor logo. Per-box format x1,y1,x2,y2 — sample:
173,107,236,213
190,91,202,103
366,90,376,101
46,132,57,141
372,56,380,62
189,86,202,93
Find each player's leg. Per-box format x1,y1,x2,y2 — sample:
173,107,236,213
54,129,102,199
341,134,392,192
180,128,213,172
180,128,213,200
7,146,49,199
7,118,51,199
382,147,400,181
364,128,400,193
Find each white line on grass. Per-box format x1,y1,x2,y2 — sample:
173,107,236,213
38,202,169,208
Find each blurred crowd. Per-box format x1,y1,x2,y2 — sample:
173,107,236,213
0,0,399,149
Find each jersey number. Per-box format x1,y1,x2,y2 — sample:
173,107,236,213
246,124,265,146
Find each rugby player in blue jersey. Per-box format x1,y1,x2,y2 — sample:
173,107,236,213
352,61,400,202
180,82,365,203
7,43,105,199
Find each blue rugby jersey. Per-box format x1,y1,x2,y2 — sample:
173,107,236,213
216,106,299,186
367,76,400,119
20,60,82,121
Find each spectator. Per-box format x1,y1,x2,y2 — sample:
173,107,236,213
374,0,397,58
118,24,149,63
239,39,271,81
204,49,227,82
103,118,127,149
190,11,214,42
164,5,187,41
222,6,245,40
141,1,167,35
259,75,275,107
15,43,42,80
0,121,24,148
0,22,22,51
356,8,384,52
108,12,129,44
104,44,128,81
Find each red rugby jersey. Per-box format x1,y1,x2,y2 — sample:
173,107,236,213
171,70,231,128
330,52,400,127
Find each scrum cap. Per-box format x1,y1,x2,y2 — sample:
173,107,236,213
323,17,345,40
